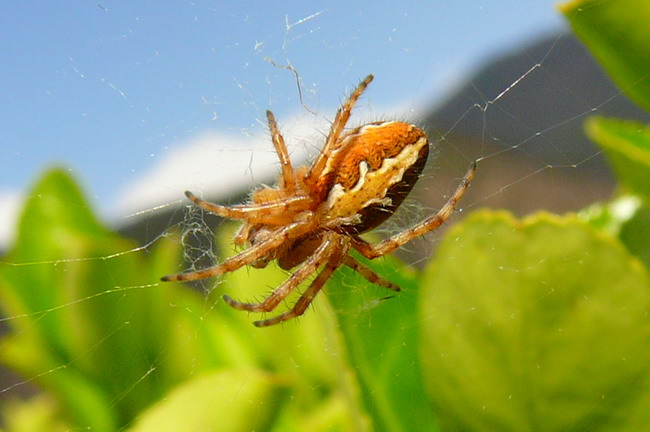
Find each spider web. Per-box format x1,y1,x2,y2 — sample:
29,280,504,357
1,2,648,431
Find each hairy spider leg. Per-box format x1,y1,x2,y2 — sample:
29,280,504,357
266,110,296,193
161,218,318,282
306,74,374,186
342,255,401,292
351,161,476,260
254,236,349,327
184,191,310,224
223,232,340,312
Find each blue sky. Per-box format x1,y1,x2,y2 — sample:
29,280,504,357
0,1,564,247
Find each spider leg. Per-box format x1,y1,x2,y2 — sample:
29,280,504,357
352,161,476,259
185,191,310,224
161,218,317,282
266,110,296,193
306,74,374,185
254,236,348,327
342,255,401,292
223,233,338,313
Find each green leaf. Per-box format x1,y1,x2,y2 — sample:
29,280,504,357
328,254,440,432
0,169,123,431
0,332,115,432
559,0,650,112
420,210,650,431
2,394,72,432
0,168,221,429
126,369,283,432
585,117,650,200
580,196,650,271
619,203,650,270
579,195,642,235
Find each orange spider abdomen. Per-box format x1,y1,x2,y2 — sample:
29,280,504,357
318,121,429,233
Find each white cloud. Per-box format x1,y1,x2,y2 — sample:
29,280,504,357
112,113,326,221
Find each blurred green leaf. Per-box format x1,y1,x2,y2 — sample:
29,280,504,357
0,169,127,431
328,254,440,432
585,117,650,199
0,168,376,431
619,204,650,270
420,210,650,431
126,369,283,432
0,168,225,430
579,195,642,235
581,196,650,270
560,0,650,112
1,394,71,432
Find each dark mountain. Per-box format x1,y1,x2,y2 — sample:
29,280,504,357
415,32,647,217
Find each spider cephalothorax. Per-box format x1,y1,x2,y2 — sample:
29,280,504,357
162,74,476,327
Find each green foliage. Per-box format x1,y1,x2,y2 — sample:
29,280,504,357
585,117,650,200
562,0,650,274
2,1,650,430
560,0,650,112
421,211,650,431
128,369,283,432
0,168,366,431
329,256,434,432
4,164,650,431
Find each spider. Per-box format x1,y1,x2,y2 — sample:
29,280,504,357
162,74,476,327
